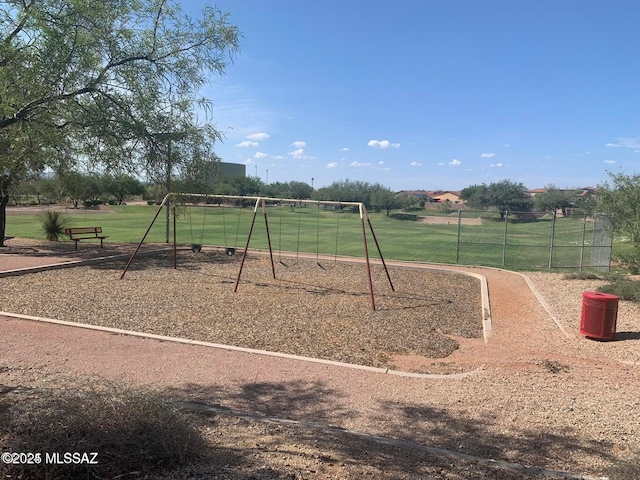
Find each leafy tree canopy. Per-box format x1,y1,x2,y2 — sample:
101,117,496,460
533,184,576,216
461,180,532,216
0,0,240,244
597,172,640,272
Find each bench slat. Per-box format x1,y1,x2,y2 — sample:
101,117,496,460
65,227,103,235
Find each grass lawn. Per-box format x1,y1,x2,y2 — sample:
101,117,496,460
4,204,621,271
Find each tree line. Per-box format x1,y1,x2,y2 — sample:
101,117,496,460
9,173,426,215
460,180,597,216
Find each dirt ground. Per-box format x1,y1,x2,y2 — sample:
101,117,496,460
1,238,639,479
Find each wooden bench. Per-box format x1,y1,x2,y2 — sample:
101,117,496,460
64,227,108,250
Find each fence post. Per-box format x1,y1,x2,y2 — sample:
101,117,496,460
455,209,462,263
548,210,556,269
502,211,508,267
579,213,587,272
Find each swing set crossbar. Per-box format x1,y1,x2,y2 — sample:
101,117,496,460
120,194,394,311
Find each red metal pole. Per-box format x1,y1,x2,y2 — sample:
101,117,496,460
360,205,376,311
365,210,394,292
234,199,260,292
262,199,276,279
173,207,177,269
120,196,168,280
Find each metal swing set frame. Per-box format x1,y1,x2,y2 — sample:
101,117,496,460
120,193,395,310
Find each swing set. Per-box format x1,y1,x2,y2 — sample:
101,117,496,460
120,193,394,310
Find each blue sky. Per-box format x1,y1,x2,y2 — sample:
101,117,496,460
184,0,640,191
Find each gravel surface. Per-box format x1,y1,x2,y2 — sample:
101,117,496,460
526,271,640,366
0,249,482,370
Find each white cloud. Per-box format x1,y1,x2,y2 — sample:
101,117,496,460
288,147,314,160
254,152,268,158
481,152,496,158
604,159,616,164
243,159,254,164
247,132,270,140
606,137,640,149
350,161,372,167
291,140,306,148
490,163,503,167
367,139,400,149
437,162,445,166
235,140,258,148
503,144,511,147
378,161,384,165
271,155,283,160
326,162,338,169
410,161,422,167
340,147,350,152
449,159,462,166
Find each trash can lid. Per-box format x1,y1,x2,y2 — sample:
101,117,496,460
582,291,619,301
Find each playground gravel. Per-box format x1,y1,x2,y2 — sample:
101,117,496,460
0,249,482,370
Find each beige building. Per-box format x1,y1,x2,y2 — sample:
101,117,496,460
428,191,462,203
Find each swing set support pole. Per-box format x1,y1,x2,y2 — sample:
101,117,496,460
262,199,277,279
234,197,261,292
360,204,376,311
364,207,394,292
120,193,170,280
173,207,177,269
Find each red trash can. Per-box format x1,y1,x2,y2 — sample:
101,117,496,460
580,292,619,340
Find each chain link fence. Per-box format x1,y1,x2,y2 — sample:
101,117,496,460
445,210,613,271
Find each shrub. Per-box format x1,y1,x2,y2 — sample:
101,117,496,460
614,247,640,275
389,213,418,221
562,272,602,280
38,210,70,242
0,383,208,480
597,278,640,302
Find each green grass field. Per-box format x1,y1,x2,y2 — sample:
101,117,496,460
5,204,620,271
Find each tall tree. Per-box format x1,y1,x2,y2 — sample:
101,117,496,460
597,172,640,273
533,185,576,216
313,179,372,204
459,184,491,209
0,0,239,245
369,184,398,215
487,180,533,217
104,173,145,205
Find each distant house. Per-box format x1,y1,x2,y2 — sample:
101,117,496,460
528,188,548,196
528,186,597,197
428,190,462,204
401,190,432,199
577,186,598,196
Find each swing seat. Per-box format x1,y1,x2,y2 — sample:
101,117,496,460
191,244,202,252
225,247,236,256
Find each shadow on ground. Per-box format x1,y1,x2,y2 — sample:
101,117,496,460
161,380,613,479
